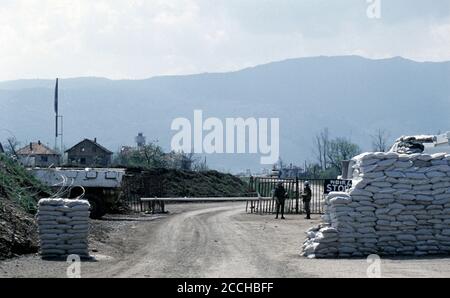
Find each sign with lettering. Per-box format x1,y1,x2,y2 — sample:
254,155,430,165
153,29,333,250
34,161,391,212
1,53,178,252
323,179,352,194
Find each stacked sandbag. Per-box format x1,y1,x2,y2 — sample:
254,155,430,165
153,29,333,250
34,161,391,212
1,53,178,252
303,225,339,258
302,152,450,258
37,199,91,258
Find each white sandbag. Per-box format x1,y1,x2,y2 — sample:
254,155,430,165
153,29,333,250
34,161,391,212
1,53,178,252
371,182,392,188
417,154,432,161
359,164,378,173
38,199,65,206
394,161,413,168
37,198,91,258
353,152,378,161
385,171,406,178
426,171,447,179
362,172,385,179
431,159,449,166
329,196,352,205
66,211,91,217
375,198,395,205
364,186,380,193
431,153,447,160
393,184,412,190
405,172,427,179
378,159,397,167
302,152,450,258
41,249,66,255
351,195,372,202
349,189,373,197
37,211,64,217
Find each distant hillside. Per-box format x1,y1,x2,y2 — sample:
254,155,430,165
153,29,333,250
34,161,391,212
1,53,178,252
1,56,449,172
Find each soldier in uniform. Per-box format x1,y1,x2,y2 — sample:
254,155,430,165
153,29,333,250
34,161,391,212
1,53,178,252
302,181,312,219
273,182,287,219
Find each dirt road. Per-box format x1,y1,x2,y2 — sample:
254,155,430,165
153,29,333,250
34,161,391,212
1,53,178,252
1,202,450,278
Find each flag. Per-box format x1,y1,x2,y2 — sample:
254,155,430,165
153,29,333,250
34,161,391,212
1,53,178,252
54,78,58,115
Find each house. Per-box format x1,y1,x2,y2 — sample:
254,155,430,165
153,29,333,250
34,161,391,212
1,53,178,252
16,141,60,167
65,138,113,167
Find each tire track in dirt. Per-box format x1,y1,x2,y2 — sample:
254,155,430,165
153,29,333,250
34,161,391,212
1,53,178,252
94,204,249,277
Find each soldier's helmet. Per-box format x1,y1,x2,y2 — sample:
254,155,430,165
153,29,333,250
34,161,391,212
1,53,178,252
305,181,310,186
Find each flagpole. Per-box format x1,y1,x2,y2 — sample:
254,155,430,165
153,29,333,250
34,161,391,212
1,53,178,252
55,115,58,149
60,115,63,156
54,78,59,152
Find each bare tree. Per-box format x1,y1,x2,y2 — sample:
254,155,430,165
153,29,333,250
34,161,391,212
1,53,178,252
327,137,361,173
6,136,20,156
314,128,329,170
277,157,284,170
177,151,197,170
314,134,323,169
371,128,390,152
124,142,168,168
193,156,208,172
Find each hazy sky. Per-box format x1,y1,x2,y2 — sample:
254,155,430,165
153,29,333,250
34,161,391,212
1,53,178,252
0,0,449,81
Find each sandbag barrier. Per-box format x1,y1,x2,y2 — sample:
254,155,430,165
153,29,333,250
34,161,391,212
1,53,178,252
302,152,450,258
37,199,91,259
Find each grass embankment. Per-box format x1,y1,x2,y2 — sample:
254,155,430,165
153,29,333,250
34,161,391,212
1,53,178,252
0,154,51,259
0,154,50,213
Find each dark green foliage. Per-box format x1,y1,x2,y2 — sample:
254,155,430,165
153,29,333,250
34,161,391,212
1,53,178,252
0,154,51,213
122,168,250,199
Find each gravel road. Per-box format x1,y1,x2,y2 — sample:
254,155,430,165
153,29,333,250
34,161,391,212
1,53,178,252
1,202,450,278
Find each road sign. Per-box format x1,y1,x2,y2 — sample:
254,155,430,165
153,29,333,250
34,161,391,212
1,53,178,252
323,179,352,194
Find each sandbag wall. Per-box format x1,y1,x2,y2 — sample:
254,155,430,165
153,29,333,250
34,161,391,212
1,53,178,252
37,199,90,258
302,152,450,258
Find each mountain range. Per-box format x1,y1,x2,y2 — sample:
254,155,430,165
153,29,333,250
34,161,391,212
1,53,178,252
1,55,449,172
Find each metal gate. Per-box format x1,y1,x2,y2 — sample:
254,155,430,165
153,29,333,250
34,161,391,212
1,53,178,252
121,170,164,212
246,177,326,214
122,172,328,214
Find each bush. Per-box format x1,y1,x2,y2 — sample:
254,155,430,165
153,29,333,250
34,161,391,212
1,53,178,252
0,154,51,213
